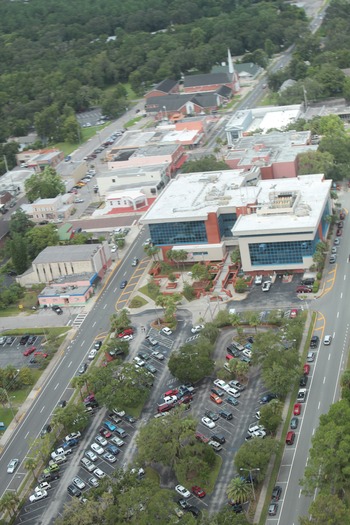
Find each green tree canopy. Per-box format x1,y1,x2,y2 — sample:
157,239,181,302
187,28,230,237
24,166,66,203
181,156,230,173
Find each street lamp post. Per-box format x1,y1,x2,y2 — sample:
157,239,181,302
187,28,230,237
239,467,260,500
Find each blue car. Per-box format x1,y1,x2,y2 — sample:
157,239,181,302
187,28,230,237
104,420,117,432
106,444,120,455
62,438,79,447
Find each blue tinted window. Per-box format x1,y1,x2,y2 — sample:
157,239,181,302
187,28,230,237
149,221,207,245
218,213,237,238
249,239,314,266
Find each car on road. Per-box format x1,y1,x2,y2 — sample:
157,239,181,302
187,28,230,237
191,325,204,334
310,335,319,348
329,254,337,263
7,459,19,474
77,363,88,375
290,417,299,429
307,351,315,362
131,257,139,266
293,403,301,416
268,503,278,516
94,341,102,350
91,443,104,455
161,327,173,335
262,281,272,292
175,485,191,498
271,486,282,502
303,364,310,375
297,388,307,402
299,374,308,387
29,489,48,503
88,348,97,360
120,280,128,289
336,229,342,237
73,477,86,490
192,486,206,498
23,346,36,356
323,335,332,345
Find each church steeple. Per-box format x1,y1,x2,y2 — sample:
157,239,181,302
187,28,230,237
227,48,240,93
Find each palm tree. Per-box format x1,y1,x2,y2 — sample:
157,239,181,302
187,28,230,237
0,491,20,518
247,311,261,333
226,477,252,504
230,313,241,335
71,375,87,400
25,457,39,481
144,245,160,261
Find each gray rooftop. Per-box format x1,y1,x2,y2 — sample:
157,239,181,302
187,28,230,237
184,72,231,88
33,244,103,265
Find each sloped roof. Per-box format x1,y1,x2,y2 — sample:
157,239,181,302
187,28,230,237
184,72,230,88
145,94,194,112
154,79,178,93
216,85,232,97
192,93,218,108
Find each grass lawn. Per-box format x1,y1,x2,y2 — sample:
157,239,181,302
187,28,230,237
176,454,222,495
139,284,160,301
124,391,152,419
2,327,70,337
125,116,143,129
129,295,148,308
0,408,17,429
54,123,110,155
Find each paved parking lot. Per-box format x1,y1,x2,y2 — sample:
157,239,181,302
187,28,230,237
0,335,45,370
14,317,275,523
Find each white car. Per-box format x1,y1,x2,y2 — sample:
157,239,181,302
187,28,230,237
95,435,108,446
122,334,133,341
91,443,104,455
85,450,98,462
88,348,97,360
65,432,81,442
243,348,252,358
262,281,272,292
248,424,265,436
7,459,19,474
191,325,204,334
161,327,173,336
29,490,48,503
89,476,99,487
111,436,125,447
175,485,191,498
164,395,178,404
74,198,84,203
35,482,51,492
225,387,240,398
254,275,263,285
73,477,86,490
93,468,106,479
134,356,145,367
151,351,164,360
213,379,228,390
111,245,117,253
201,416,216,429
323,335,332,345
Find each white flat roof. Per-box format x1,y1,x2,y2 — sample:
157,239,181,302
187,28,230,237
249,108,300,133
142,170,260,222
233,175,331,234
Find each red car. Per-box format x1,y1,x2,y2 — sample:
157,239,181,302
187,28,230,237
84,393,95,404
226,354,234,361
34,351,48,358
290,309,298,319
99,428,112,438
23,346,36,356
195,432,209,444
303,364,310,375
293,403,301,416
164,389,179,397
192,486,206,498
117,328,134,338
336,229,342,236
340,212,345,220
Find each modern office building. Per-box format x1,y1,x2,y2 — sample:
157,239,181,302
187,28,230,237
141,171,331,272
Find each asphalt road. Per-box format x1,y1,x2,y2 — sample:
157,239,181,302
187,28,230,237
266,192,350,524
0,227,149,497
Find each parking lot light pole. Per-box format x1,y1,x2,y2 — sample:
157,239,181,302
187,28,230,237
239,467,260,500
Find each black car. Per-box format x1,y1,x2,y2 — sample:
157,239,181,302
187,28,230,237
20,334,30,345
94,341,102,350
124,414,136,424
187,506,200,518
120,280,128,289
299,375,308,387
78,363,88,375
52,305,63,315
204,410,220,421
27,335,37,345
310,335,319,348
138,351,150,361
67,484,81,497
259,393,277,405
58,400,67,408
272,486,282,502
210,388,224,398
